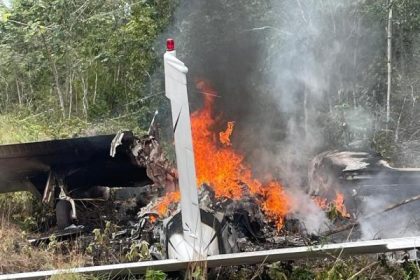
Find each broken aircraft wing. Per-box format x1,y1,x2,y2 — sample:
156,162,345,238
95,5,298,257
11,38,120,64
0,134,152,195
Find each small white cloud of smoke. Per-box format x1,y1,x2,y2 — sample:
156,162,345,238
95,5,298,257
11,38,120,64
287,188,330,234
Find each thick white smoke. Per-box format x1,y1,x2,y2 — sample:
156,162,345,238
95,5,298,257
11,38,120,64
358,172,420,240
160,0,387,235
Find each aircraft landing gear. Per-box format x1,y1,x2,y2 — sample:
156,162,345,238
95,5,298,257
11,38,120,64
56,199,73,230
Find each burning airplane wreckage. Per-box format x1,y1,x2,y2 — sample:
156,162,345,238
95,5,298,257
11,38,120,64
2,39,420,275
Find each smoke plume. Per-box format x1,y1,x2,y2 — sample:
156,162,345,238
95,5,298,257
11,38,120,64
161,0,385,234
358,172,420,240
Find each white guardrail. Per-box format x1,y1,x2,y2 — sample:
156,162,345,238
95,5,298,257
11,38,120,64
1,236,420,280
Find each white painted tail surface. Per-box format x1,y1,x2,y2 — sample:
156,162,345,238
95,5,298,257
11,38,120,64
164,49,206,260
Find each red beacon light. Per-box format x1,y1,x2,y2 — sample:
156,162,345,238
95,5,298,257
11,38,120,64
166,38,175,52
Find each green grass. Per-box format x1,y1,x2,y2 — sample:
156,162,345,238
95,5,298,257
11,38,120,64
0,110,146,145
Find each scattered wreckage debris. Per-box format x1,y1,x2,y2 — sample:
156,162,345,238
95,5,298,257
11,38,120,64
309,150,420,239
5,39,420,277
0,130,173,230
23,148,420,269
309,150,420,203
18,130,178,261
24,184,319,266
323,193,420,237
28,225,85,246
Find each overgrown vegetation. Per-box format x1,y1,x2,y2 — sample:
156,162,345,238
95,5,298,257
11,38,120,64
0,0,177,274
0,109,146,144
0,191,43,231
1,0,420,278
0,220,89,274
213,257,420,280
0,0,177,140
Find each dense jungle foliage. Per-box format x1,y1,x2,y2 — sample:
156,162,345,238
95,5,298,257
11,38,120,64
0,0,419,161
0,0,177,143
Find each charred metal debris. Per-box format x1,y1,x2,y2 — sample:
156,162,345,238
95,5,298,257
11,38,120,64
6,138,420,264
4,148,420,276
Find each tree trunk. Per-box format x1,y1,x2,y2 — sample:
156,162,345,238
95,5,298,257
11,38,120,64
68,72,73,119
395,97,406,142
303,86,308,136
52,61,65,118
93,72,98,104
5,82,9,104
40,33,66,118
15,79,22,105
81,75,89,117
386,0,393,128
75,81,78,115
352,17,361,108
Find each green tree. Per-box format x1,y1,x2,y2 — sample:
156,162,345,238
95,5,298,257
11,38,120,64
0,0,176,136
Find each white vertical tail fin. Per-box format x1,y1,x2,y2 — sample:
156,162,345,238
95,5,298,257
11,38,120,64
164,39,203,260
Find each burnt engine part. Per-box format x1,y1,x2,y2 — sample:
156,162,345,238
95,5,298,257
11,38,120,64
55,200,73,230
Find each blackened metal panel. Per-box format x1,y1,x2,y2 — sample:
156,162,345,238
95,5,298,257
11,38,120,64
0,135,151,194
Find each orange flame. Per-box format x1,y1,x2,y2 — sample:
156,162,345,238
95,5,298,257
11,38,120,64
154,191,180,217
149,215,157,224
313,192,349,218
192,80,290,229
219,121,235,146
155,81,290,229
262,182,289,229
333,192,350,218
313,196,328,209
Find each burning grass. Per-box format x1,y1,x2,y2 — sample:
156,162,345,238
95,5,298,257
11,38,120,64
313,192,350,219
